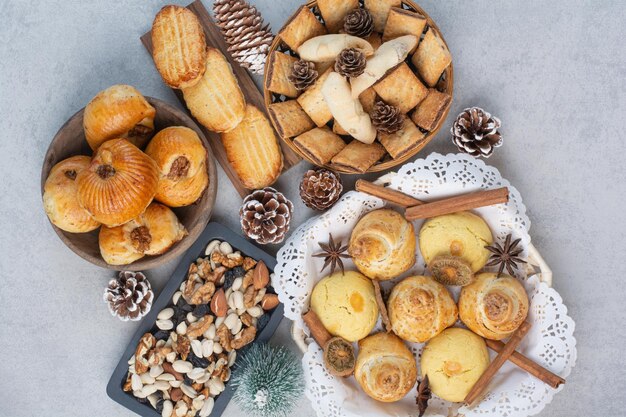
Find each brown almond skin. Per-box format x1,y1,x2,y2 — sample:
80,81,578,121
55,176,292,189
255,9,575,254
261,293,279,310
210,288,228,317
253,261,270,290
162,362,184,381
170,388,183,402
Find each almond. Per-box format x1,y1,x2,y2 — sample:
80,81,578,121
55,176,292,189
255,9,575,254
260,293,279,310
210,288,228,317
252,261,270,290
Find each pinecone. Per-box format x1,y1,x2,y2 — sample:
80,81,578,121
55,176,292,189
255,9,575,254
104,271,153,321
344,8,374,38
371,101,404,134
335,48,366,78
289,60,318,91
240,187,294,245
300,168,343,211
451,107,503,158
213,0,275,74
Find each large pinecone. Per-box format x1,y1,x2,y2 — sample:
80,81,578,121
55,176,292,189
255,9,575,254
240,187,294,245
335,48,366,78
104,271,153,321
213,0,274,74
289,60,318,91
344,8,374,38
451,107,503,158
300,168,343,211
371,101,404,134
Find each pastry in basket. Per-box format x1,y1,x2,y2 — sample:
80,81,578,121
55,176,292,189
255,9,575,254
151,5,207,89
76,139,159,227
348,209,415,280
278,5,327,51
268,100,315,138
298,34,374,62
411,88,452,131
310,271,378,342
99,202,187,265
182,47,246,133
459,272,529,340
293,127,346,166
322,72,376,144
43,156,101,233
331,141,386,173
144,126,208,207
419,211,493,273
411,28,452,87
378,117,427,160
351,35,419,98
420,327,489,402
387,275,457,342
317,0,358,33
355,332,417,402
297,67,334,127
372,62,428,113
220,105,283,189
382,7,427,42
364,0,401,33
266,52,300,98
83,84,156,150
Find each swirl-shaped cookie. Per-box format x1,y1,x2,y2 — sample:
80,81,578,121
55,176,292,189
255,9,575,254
348,209,416,280
459,272,529,340
355,332,417,402
388,276,458,343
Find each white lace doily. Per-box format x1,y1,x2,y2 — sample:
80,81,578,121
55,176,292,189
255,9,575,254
275,153,576,417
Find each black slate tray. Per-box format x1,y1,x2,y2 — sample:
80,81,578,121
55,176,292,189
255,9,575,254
107,222,284,417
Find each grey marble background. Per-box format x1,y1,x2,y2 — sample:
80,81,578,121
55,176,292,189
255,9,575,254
0,0,624,416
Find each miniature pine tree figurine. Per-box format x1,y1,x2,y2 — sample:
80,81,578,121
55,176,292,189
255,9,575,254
232,343,304,417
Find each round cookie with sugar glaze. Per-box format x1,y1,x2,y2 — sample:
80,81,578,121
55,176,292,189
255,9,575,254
310,271,378,342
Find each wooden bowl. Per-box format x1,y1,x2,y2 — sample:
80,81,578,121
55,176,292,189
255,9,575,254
40,97,218,271
263,0,454,174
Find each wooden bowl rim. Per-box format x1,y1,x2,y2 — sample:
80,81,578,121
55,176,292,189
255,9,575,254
263,0,454,174
40,97,218,271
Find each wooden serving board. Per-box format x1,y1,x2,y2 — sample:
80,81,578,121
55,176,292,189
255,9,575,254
141,0,301,197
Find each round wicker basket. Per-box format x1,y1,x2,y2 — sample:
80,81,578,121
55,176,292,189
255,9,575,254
263,0,454,173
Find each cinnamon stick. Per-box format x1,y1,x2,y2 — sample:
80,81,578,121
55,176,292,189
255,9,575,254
464,321,531,405
405,187,509,220
355,179,424,207
485,339,565,389
302,310,332,347
372,280,391,333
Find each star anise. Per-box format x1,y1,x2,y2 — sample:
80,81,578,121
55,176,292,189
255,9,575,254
485,233,526,276
416,375,431,417
313,233,350,275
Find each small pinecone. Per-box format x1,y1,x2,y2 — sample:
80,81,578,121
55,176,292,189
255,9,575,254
451,107,503,158
104,271,153,321
371,101,404,134
300,168,343,211
335,48,366,78
240,187,294,245
213,0,274,74
289,60,318,91
344,8,374,38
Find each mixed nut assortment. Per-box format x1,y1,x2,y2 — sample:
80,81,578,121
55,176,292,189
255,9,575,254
123,240,279,417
